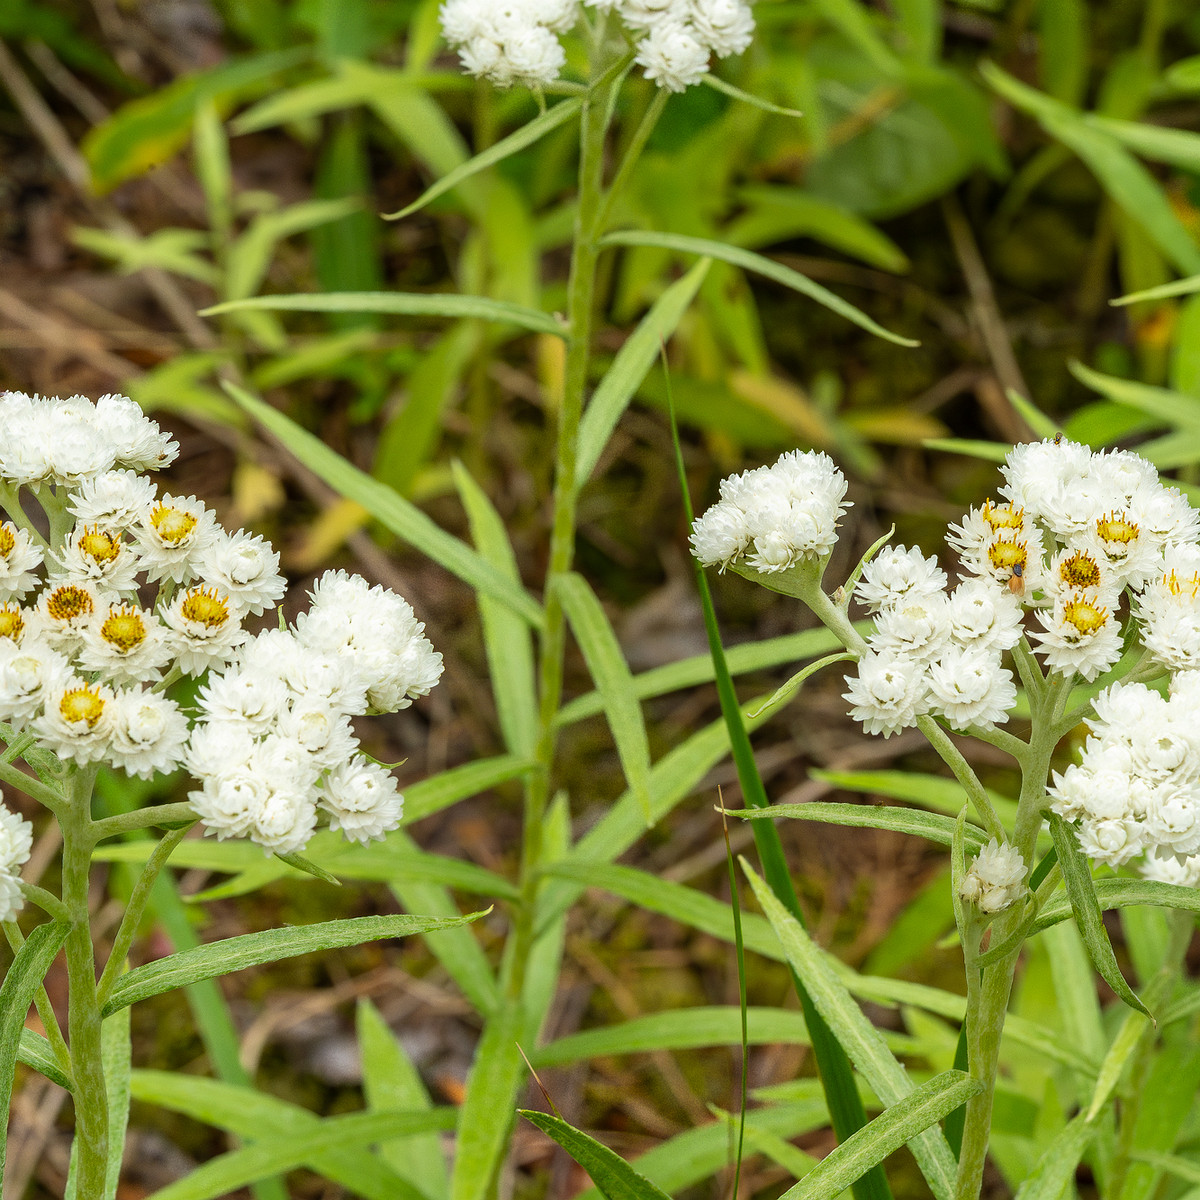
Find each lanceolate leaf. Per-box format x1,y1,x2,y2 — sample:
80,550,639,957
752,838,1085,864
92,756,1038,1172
520,1111,674,1200
1048,814,1150,1019
17,1029,71,1091
734,801,989,849
777,1072,981,1200
101,912,484,1016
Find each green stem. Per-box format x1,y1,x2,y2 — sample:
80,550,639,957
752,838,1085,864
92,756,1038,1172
0,481,48,549
19,881,70,922
595,87,669,233
96,822,195,1007
0,756,68,813
915,716,1007,843
3,920,72,1078
90,802,196,844
60,764,107,1195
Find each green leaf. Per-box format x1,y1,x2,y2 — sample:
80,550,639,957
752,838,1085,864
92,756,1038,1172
533,1007,811,1066
746,651,855,720
222,382,544,627
17,1029,71,1091
1005,389,1059,438
923,437,1010,463
101,911,484,1016
1033,876,1200,933
451,1002,525,1200
67,1007,133,1200
203,291,565,338
453,463,539,757
1012,1111,1096,1200
1111,275,1200,306
744,863,959,1200
273,850,341,886
1047,814,1150,1018
403,754,535,824
520,1110,673,1200
576,259,711,485
1068,361,1199,427
734,801,990,849
0,921,70,1184
131,1070,428,1200
599,230,918,346
387,97,584,220
554,573,652,822
778,1071,981,1200
1088,113,1200,175
701,73,804,117
811,769,1018,831
138,1105,456,1200
357,1000,450,1200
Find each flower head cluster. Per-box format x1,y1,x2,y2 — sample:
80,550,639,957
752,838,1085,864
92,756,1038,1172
1048,675,1200,883
0,392,443,855
0,799,32,922
959,838,1026,915
690,450,850,576
439,0,755,92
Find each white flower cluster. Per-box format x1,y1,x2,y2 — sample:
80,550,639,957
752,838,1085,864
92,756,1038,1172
690,450,850,575
1048,676,1200,884
439,0,754,92
0,391,444,855
844,437,1200,738
0,800,32,922
959,837,1026,915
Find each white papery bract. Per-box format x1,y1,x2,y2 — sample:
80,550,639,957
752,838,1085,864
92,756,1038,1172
927,645,1016,731
0,800,32,922
440,0,574,87
0,392,444,857
1029,593,1122,682
960,839,1025,914
855,546,946,613
634,19,712,91
843,651,929,738
945,579,1023,653
319,757,406,844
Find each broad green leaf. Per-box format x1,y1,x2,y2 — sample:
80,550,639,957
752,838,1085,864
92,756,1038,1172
222,382,544,626
17,1029,71,1091
779,1071,981,1200
132,1070,427,1200
81,49,306,192
744,864,959,1200
453,463,538,757
141,1106,456,1200
554,573,652,821
1047,815,1149,1018
1131,1153,1200,1189
451,1002,525,1200
1069,361,1199,426
575,259,711,485
1088,114,1200,174
533,1007,811,1066
0,921,70,1183
102,911,483,1016
1042,922,1106,1074
520,1110,673,1200
599,230,918,346
735,801,989,849
203,291,565,338
357,1000,449,1200
387,97,584,219
557,626,851,725
1033,876,1200,932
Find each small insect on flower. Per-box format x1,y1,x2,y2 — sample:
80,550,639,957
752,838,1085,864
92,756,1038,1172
1007,561,1025,596
1053,432,1064,445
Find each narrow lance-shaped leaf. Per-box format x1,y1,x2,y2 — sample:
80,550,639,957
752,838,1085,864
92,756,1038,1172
733,801,990,850
0,921,71,1183
1048,813,1151,1018
778,1071,981,1200
222,382,544,627
521,1110,674,1200
554,573,653,822
599,230,918,346
102,911,485,1016
17,1029,71,1091
575,258,711,485
747,651,855,720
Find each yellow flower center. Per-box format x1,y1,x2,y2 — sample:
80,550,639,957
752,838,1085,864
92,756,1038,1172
983,500,1025,532
77,526,121,565
1058,551,1102,590
46,585,94,622
1164,570,1200,600
1095,511,1139,546
1062,597,1108,637
101,607,147,652
0,605,23,642
180,586,229,628
150,504,197,547
0,525,15,561
987,538,1028,575
59,685,106,728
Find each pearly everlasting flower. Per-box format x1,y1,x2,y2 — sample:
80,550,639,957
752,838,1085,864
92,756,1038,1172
1135,570,1200,673
319,757,405,843
276,701,357,770
855,546,947,613
196,529,286,616
95,393,178,472
1029,592,1123,681
960,839,1025,914
0,639,71,723
107,689,189,778
31,677,115,764
844,651,929,737
160,585,248,675
0,801,32,923
1041,546,1118,607
54,522,140,595
690,0,755,55
634,19,711,91
0,603,27,647
196,668,289,734
77,601,173,685
1079,510,1162,590
927,645,1016,731
440,0,574,88
0,523,43,600
1141,848,1200,888
945,579,1023,652
67,469,157,529
133,494,218,584
28,578,109,655
869,594,951,664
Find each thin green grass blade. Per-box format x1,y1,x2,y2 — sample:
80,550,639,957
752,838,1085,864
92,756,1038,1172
722,808,750,1200
1112,276,1200,305
666,377,892,1200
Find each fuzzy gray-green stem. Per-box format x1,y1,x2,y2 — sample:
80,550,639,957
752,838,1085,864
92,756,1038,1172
60,764,107,1195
